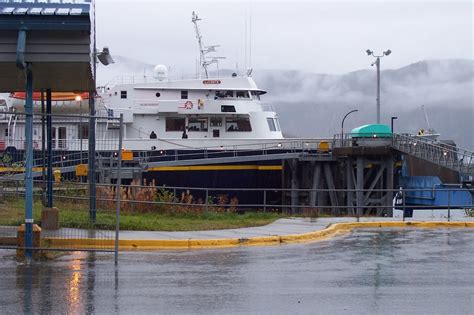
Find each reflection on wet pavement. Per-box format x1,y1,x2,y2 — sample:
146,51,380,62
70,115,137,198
1,228,473,314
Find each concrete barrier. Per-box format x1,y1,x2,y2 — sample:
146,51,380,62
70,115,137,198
17,224,41,260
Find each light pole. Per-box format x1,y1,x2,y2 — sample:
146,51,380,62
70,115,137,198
341,109,358,146
75,95,83,164
366,49,391,124
391,116,398,133
89,46,114,222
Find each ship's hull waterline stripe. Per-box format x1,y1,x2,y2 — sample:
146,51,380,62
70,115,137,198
147,165,283,172
0,165,282,173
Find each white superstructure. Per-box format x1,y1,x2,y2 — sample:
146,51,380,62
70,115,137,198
102,75,283,148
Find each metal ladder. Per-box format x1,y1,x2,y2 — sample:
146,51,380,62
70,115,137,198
392,133,474,178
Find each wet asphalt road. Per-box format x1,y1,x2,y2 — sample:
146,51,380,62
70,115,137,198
1,228,473,314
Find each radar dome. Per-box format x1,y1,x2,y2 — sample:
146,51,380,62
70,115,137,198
153,64,168,81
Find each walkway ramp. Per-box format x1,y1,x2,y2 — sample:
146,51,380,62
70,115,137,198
392,133,474,179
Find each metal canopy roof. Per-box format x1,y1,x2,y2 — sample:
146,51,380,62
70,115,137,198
0,0,94,92
0,0,91,30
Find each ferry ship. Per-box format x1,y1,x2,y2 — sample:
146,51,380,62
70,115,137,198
0,12,287,192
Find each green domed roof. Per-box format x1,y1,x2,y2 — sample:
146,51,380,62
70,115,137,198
351,124,392,138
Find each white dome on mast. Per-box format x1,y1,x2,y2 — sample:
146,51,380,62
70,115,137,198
153,64,168,81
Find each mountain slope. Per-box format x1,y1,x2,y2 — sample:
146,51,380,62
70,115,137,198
253,59,473,149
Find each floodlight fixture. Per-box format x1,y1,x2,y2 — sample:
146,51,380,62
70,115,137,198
366,49,373,56
97,47,114,66
384,49,392,56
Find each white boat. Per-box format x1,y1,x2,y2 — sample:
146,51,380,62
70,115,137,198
0,12,284,154
0,12,292,193
415,105,440,141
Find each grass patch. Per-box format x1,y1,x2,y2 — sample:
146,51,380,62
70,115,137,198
0,199,284,231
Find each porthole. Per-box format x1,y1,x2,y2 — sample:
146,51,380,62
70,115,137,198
155,92,161,98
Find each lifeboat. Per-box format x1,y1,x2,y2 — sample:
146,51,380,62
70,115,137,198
10,92,90,102
7,92,91,114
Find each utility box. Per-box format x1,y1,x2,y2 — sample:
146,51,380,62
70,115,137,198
318,141,330,152
122,149,133,161
41,207,59,230
76,163,88,177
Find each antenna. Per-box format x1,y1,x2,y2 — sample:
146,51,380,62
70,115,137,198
191,11,223,79
244,12,248,71
249,5,252,70
244,5,253,77
422,105,432,130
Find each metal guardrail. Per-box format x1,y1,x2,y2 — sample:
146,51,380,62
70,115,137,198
137,138,333,167
392,133,474,177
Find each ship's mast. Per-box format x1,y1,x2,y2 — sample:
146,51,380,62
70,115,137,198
191,11,224,79
422,104,432,131
191,12,207,78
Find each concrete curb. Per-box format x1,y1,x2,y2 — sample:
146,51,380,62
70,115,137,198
42,221,474,251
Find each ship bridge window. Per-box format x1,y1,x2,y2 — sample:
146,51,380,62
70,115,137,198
181,91,188,99
188,117,208,132
166,117,186,132
214,90,235,99
221,105,236,113
236,91,250,98
226,117,252,132
210,117,222,127
267,118,277,132
215,91,226,99
251,91,260,100
120,90,127,99
274,118,281,131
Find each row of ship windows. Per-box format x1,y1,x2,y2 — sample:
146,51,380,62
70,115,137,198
164,117,280,132
5,125,89,139
119,90,259,100
166,117,252,132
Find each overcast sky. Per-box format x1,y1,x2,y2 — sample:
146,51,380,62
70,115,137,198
95,0,473,75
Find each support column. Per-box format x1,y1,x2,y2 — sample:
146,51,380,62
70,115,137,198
290,160,299,214
324,164,339,216
46,89,53,207
88,92,96,222
24,66,34,260
346,158,354,215
40,91,46,206
309,163,322,208
385,157,394,216
356,157,364,217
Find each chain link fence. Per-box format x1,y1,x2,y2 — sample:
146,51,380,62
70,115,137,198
0,110,472,256
0,112,123,254
1,183,472,252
